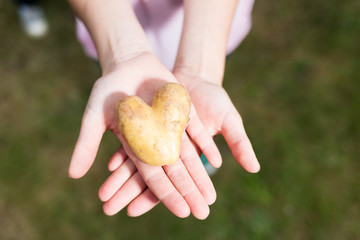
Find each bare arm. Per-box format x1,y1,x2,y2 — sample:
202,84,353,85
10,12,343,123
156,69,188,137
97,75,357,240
68,0,152,73
174,0,239,85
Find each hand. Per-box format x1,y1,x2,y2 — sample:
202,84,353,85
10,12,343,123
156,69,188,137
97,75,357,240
68,53,221,219
96,65,260,218
97,127,218,218
98,150,160,217
173,71,260,173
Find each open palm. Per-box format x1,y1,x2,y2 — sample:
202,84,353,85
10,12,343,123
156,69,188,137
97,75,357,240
68,53,220,219
175,72,260,173
95,68,261,218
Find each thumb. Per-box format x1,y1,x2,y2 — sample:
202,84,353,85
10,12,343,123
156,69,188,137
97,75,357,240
221,105,260,173
68,107,105,178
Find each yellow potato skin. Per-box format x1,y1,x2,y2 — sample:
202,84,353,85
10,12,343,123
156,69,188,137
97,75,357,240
116,83,191,166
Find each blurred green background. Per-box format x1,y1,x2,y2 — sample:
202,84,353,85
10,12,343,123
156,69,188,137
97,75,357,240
1,0,359,239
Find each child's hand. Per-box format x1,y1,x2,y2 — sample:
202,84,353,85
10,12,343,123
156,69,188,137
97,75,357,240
173,71,260,173
68,53,220,219
97,117,219,217
98,154,159,217
98,131,217,218
95,67,260,218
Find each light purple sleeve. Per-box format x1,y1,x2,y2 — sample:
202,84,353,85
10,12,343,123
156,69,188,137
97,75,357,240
75,0,255,70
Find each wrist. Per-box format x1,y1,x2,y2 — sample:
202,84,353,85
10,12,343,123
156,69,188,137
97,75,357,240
173,64,224,87
99,41,152,75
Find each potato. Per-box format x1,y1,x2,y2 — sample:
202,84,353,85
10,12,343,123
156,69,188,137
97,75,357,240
116,83,191,166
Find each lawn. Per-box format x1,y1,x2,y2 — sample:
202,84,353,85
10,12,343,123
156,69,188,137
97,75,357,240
0,0,359,239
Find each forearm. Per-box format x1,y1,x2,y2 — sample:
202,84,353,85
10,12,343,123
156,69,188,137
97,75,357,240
174,0,239,85
68,0,152,73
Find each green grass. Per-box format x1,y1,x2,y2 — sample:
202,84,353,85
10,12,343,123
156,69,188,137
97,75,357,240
1,0,359,239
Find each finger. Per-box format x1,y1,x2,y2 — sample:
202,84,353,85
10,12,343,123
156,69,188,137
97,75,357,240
133,159,191,219
186,109,222,168
180,135,217,205
115,131,191,219
222,105,260,173
98,159,137,202
103,172,146,216
69,108,106,179
108,147,127,172
127,188,159,217
163,160,210,220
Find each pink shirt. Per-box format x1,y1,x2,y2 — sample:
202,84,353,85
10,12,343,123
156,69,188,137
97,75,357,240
76,0,255,70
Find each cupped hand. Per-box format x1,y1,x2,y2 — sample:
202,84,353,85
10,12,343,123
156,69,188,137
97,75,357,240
96,65,260,218
173,71,260,173
68,53,220,219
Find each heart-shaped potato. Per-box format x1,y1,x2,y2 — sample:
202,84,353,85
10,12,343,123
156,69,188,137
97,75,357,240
116,83,191,166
